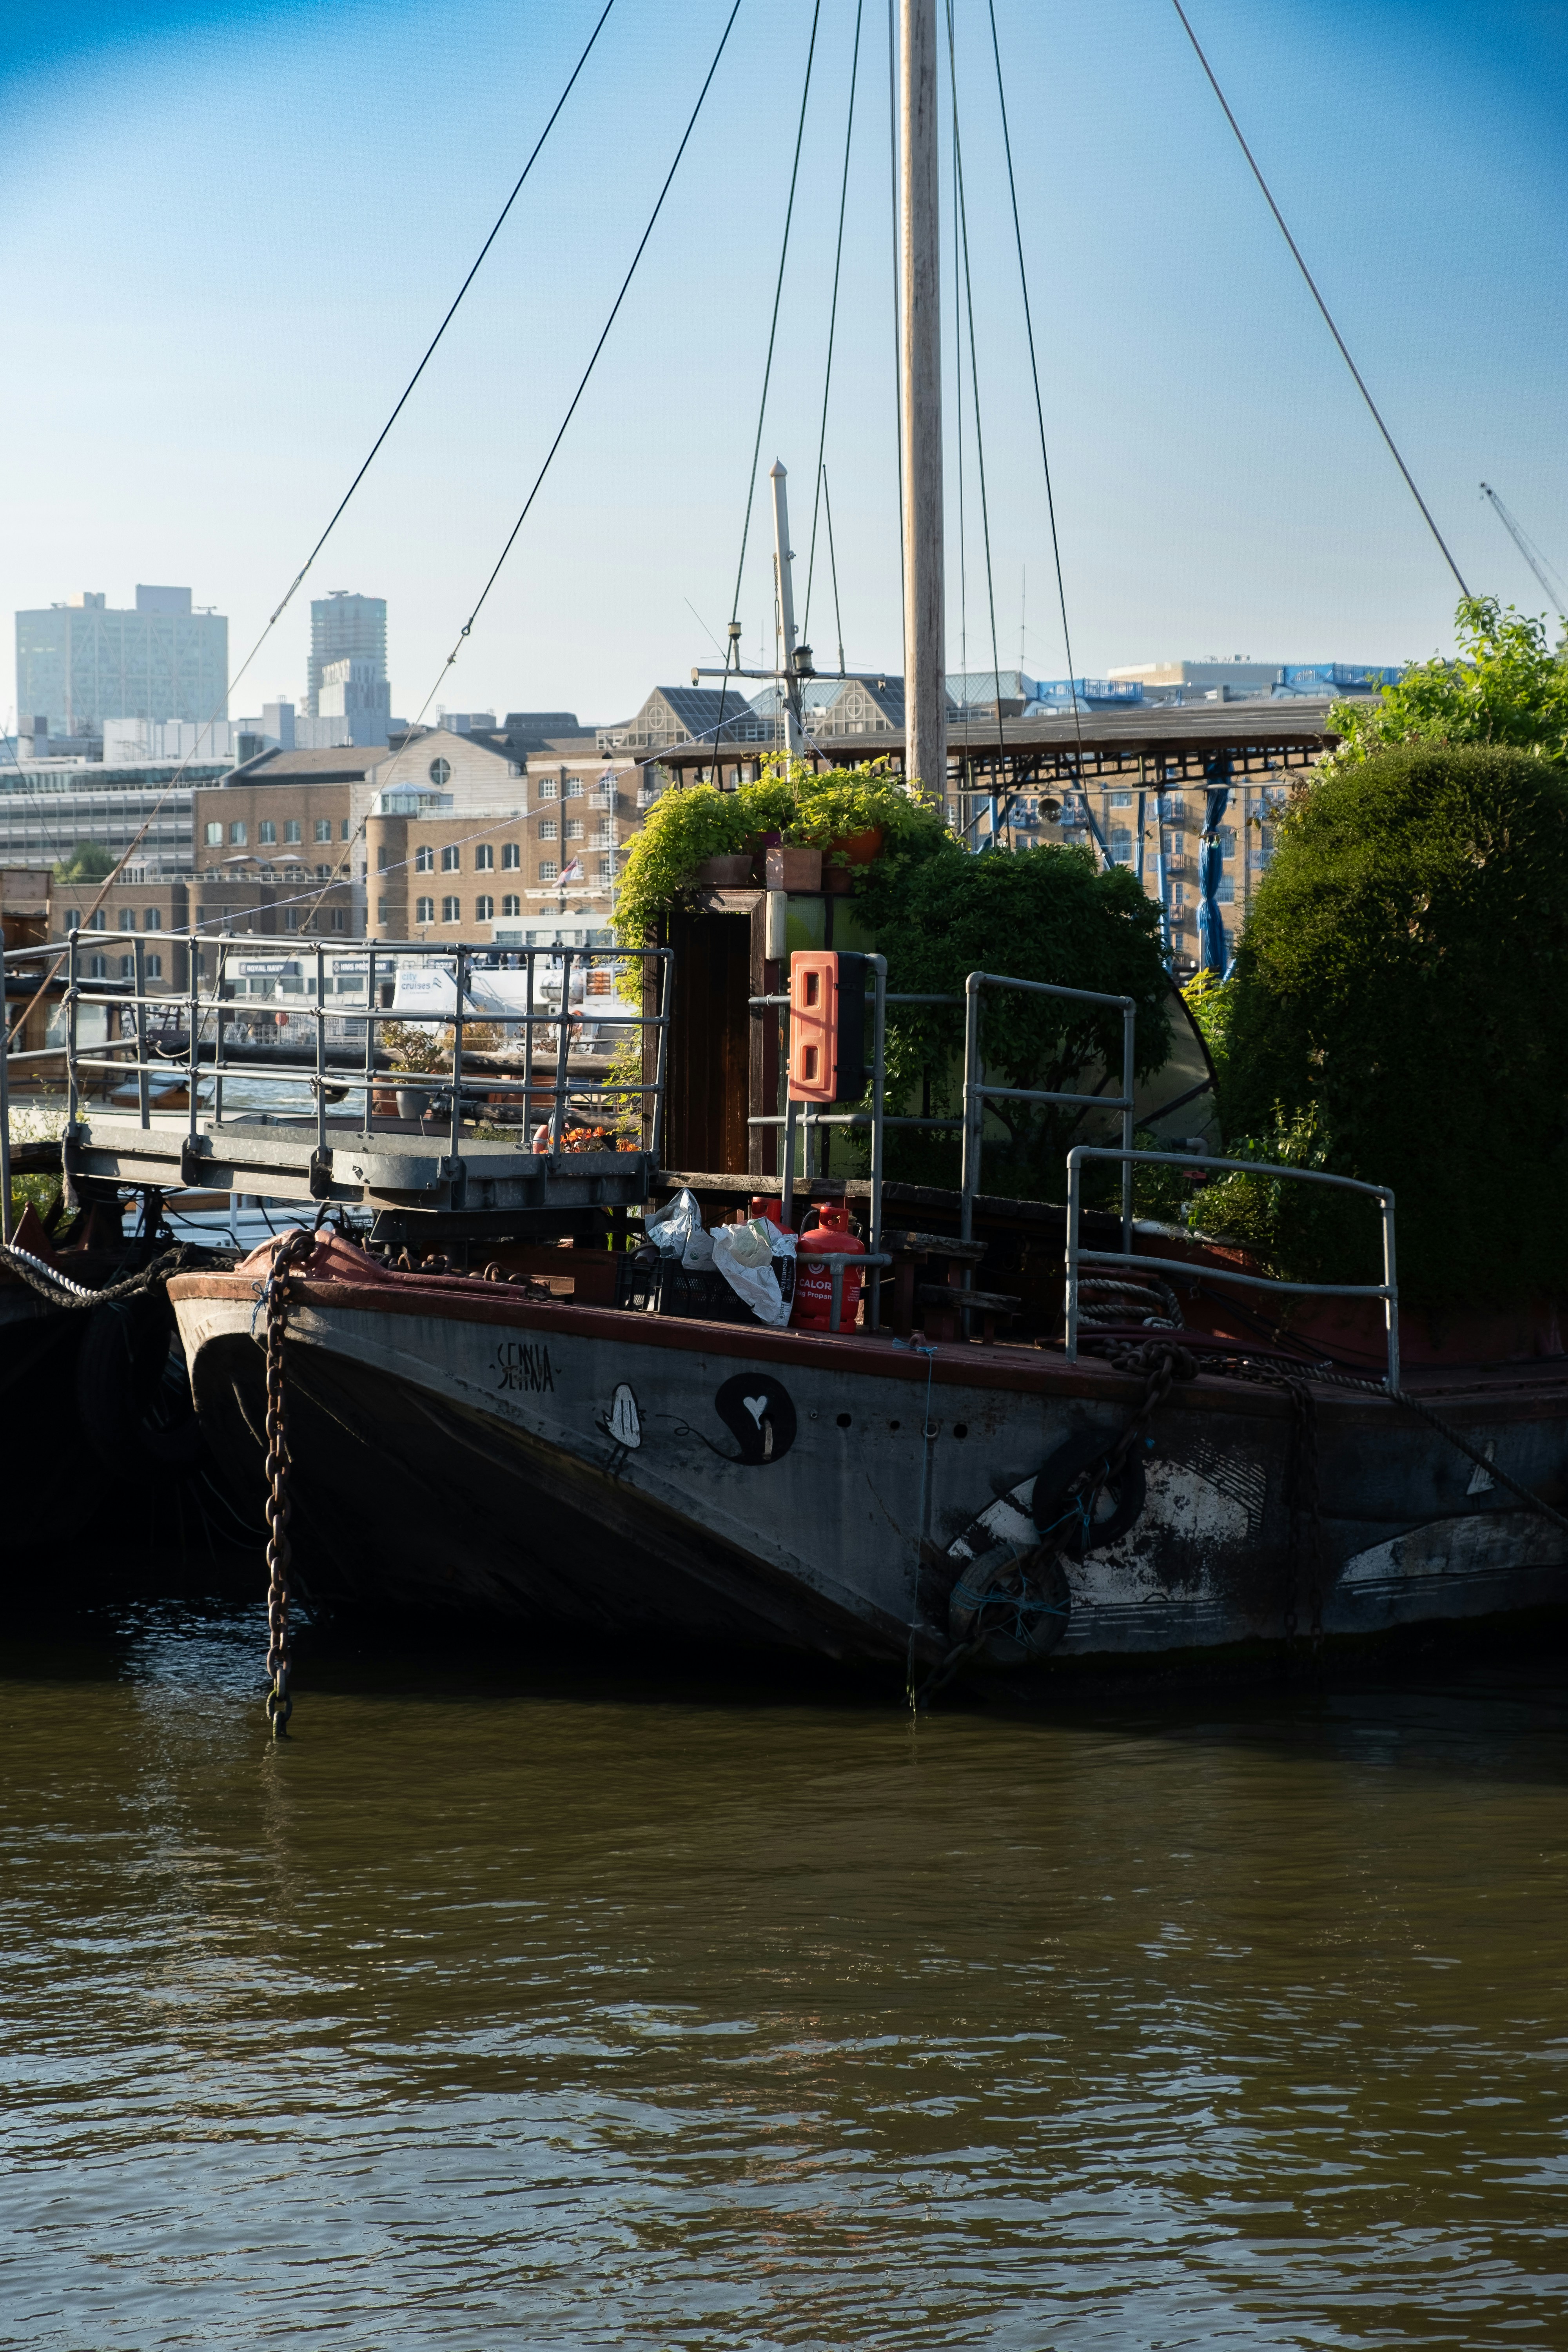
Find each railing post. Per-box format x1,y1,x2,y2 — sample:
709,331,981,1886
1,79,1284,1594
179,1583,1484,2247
186,928,201,1164
134,937,149,1129
1064,1146,1082,1360
314,941,328,1163
523,949,536,1149
66,927,80,1138
0,981,12,1245
363,946,377,1134
550,948,573,1152
213,938,227,1125
960,971,982,1243
1120,998,1136,1250
450,943,468,1167
1381,1190,1400,1392
868,953,886,1330
649,947,672,1171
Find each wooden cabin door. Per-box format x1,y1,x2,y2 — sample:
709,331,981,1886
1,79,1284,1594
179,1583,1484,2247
662,909,753,1174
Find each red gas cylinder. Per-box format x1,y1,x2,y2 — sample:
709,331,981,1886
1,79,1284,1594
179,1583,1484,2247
749,1196,793,1233
794,1204,864,1333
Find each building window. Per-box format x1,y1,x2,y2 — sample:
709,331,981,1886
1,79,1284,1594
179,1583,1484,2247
1216,876,1235,903
539,860,559,882
229,820,247,844
502,894,521,918
377,846,388,871
120,908,136,930
118,954,133,978
563,775,582,799
416,895,435,924
539,818,557,840
537,778,559,800
331,908,346,931
475,894,494,922
378,897,389,924
341,818,350,839
441,844,460,871
501,842,520,870
145,908,162,930
88,909,105,930
563,818,583,842
1110,790,1134,808
415,844,434,873
204,821,223,846
429,757,452,787
441,895,460,923
315,817,332,843
285,908,299,930
474,843,494,871
259,818,277,844
145,954,162,979
88,954,107,977
597,857,613,881
285,818,302,844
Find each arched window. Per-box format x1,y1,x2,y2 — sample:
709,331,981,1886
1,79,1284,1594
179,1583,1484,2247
502,894,521,918
475,895,494,922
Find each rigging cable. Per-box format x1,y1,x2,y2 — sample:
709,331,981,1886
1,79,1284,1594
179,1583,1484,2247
888,0,906,622
984,0,1087,794
5,2,619,1042
299,0,748,925
802,0,865,663
821,466,847,676
1169,0,1469,595
715,0,824,746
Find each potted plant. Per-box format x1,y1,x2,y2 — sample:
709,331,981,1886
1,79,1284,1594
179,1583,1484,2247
383,1020,446,1121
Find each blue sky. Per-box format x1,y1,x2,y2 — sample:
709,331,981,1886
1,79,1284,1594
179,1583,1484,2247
2,0,1564,730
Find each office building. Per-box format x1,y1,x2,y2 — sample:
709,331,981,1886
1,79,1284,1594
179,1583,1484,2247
16,585,228,737
308,592,387,714
318,658,391,748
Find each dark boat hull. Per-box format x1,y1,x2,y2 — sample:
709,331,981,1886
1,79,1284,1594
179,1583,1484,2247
171,1264,1568,1674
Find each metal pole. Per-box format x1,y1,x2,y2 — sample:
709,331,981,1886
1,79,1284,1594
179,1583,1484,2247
649,948,671,1169
363,946,377,1134
523,949,536,1147
134,937,149,1129
1154,768,1172,966
769,462,805,756
66,929,80,1139
868,953,886,1330
1381,1191,1400,1392
1064,1147,1081,1359
899,0,946,800
550,948,573,1152
449,944,468,1167
212,940,226,1126
959,969,981,1241
186,928,200,1165
782,1094,798,1232
0,986,12,1244
1120,999,1135,1249
315,941,328,1163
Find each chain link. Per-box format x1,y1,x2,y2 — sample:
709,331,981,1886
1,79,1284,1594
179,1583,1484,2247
261,1227,316,1738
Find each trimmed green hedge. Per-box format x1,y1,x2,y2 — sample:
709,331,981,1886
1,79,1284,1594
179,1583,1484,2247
1212,744,1568,1308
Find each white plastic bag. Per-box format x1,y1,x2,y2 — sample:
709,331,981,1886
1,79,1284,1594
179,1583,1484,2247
711,1218,795,1327
644,1187,714,1269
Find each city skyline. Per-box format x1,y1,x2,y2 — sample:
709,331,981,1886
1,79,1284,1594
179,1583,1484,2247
2,0,1563,736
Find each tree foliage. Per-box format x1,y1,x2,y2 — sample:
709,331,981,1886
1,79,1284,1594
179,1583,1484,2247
52,842,116,883
854,842,1171,1200
1209,743,1568,1308
1327,597,1568,773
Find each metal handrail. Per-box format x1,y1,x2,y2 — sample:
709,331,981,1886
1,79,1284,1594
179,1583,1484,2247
960,973,1137,1251
5,931,673,1192
1064,1142,1399,1390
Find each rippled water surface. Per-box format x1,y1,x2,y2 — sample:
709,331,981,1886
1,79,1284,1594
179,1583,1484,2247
2,1610,1566,2349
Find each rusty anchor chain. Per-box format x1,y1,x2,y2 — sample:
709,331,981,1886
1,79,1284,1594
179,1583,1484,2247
260,1225,317,1739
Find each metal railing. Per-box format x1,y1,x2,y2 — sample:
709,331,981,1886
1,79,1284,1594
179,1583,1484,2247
960,973,1136,1251
2,930,672,1209
1064,1143,1399,1390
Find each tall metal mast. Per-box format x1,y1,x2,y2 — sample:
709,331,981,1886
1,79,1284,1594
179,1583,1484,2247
770,461,806,755
898,0,946,798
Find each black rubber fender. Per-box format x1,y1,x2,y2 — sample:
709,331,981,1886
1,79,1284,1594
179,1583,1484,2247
948,1542,1072,1666
1032,1429,1149,1555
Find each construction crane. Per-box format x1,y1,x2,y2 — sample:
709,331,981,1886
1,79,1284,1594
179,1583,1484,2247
1479,482,1568,624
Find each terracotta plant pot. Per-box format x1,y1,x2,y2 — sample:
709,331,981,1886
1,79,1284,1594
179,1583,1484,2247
829,828,884,866
824,866,856,895
695,854,756,886
763,844,822,892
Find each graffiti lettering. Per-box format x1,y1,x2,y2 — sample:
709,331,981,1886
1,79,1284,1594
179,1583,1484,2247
495,1339,555,1394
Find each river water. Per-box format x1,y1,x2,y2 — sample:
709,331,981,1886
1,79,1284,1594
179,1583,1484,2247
3,1608,1565,2349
